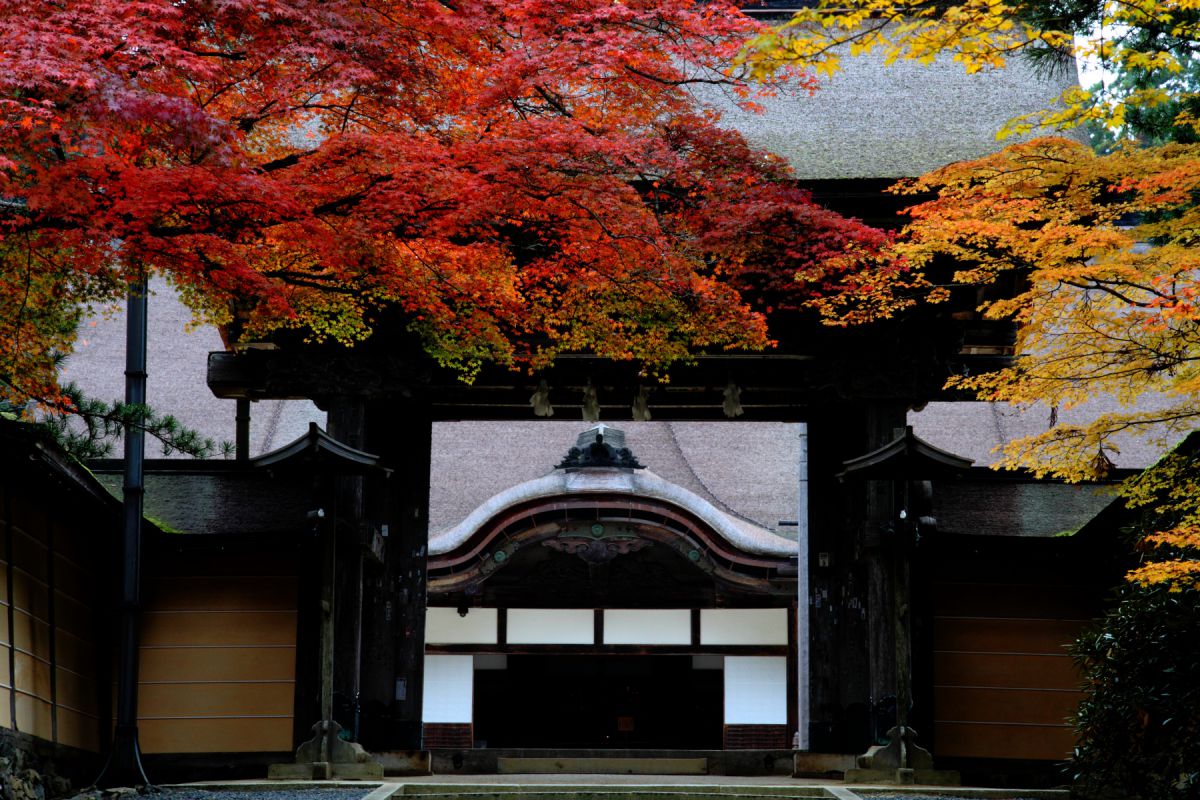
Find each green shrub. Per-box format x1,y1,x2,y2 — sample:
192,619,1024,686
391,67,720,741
1071,584,1200,799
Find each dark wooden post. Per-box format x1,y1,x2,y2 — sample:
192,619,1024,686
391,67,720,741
235,398,251,461
864,404,905,740
98,278,151,787
328,400,367,742
269,403,388,780
843,417,960,784
363,403,432,754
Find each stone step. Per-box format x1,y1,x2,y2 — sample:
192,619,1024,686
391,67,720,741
497,757,708,775
398,784,833,798
400,794,829,800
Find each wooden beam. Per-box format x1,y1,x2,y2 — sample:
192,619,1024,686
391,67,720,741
425,643,788,656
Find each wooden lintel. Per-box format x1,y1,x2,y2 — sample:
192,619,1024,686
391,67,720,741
424,643,789,656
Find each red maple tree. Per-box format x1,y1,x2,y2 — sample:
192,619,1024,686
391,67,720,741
0,0,912,407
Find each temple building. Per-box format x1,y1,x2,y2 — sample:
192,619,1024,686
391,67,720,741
0,12,1168,789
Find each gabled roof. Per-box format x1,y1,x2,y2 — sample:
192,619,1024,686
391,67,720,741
910,400,1178,470
839,425,973,480
934,474,1118,538
2,418,124,511
253,422,389,475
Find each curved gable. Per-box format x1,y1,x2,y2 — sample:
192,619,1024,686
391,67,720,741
429,467,796,560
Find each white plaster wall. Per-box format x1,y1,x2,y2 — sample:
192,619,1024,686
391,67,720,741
724,656,787,725
700,608,788,645
426,607,498,645
506,609,595,645
603,609,691,645
422,655,474,723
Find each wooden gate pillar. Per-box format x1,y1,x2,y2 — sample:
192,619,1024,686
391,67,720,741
840,413,969,785
362,403,432,757
270,399,387,780
328,400,368,738
862,403,906,728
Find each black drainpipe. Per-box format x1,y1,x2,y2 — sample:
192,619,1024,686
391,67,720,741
97,277,151,787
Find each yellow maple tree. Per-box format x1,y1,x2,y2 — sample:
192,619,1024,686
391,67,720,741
740,3,1200,590
894,136,1200,478
738,0,1200,139
887,135,1200,586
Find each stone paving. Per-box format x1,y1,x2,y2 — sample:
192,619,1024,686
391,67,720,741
168,778,1066,800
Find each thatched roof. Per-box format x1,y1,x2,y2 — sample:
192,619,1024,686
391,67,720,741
61,279,324,458
702,35,1081,179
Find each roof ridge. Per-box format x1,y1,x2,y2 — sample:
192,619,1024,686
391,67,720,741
662,421,773,530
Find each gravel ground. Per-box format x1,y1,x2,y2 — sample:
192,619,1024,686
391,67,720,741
157,789,372,800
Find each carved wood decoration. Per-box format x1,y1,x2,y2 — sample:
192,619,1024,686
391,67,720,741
427,495,796,598
542,523,652,564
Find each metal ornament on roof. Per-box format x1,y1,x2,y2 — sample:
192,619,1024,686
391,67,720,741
530,379,554,417
722,381,743,418
556,424,644,470
582,380,600,422
631,385,651,421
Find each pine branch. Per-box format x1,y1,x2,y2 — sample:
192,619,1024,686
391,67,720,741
35,382,229,460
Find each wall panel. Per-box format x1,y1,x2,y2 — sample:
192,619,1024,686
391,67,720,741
11,524,54,744
137,569,298,754
57,706,100,752
701,609,788,646
933,581,1090,762
138,717,294,755
506,609,594,645
1,469,107,753
724,656,787,725
933,721,1077,761
604,610,691,645
426,607,498,645
422,655,474,724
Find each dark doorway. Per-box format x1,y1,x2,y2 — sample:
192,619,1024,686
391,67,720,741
474,655,722,748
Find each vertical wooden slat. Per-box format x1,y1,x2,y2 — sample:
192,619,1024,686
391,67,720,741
46,511,57,744
5,489,15,732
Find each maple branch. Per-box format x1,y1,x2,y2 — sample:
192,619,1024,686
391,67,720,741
1060,278,1156,307
621,63,737,88
311,175,395,217
268,273,359,293
533,85,576,119
182,49,247,61
4,234,37,375
256,153,307,174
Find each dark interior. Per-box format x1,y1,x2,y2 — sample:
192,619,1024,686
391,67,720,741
473,654,723,749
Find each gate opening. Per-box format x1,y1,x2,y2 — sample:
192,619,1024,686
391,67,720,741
473,654,722,749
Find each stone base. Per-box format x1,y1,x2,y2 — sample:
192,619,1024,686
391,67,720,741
844,767,961,786
793,752,856,777
267,761,384,780
267,720,386,781
376,750,432,776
